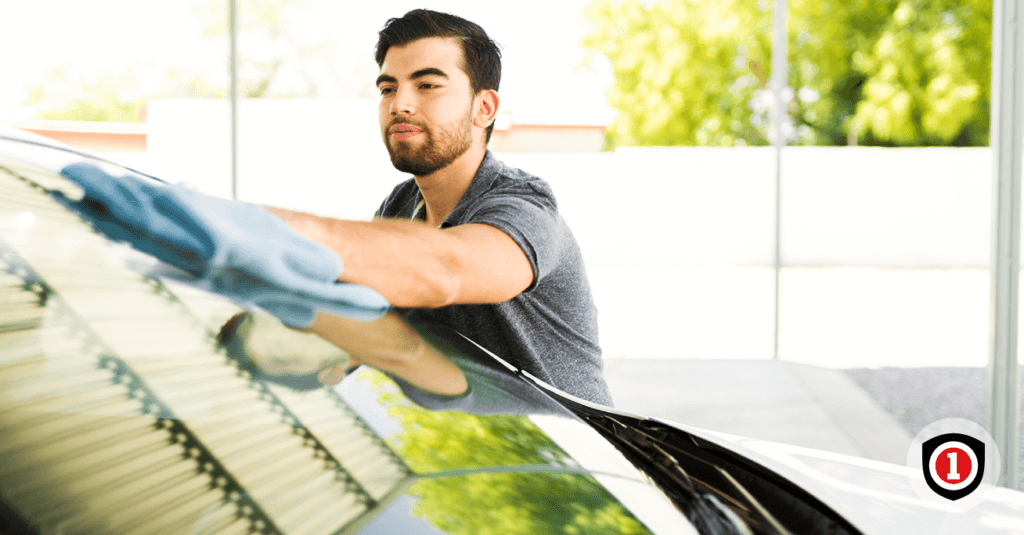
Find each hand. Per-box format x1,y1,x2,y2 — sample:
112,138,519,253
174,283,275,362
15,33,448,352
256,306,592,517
225,311,350,371
219,311,353,389
58,162,390,327
54,163,213,274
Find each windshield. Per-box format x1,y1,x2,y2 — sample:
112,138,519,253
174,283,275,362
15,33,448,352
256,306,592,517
0,147,692,535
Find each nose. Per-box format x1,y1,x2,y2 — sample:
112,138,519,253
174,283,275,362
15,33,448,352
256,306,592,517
389,86,416,116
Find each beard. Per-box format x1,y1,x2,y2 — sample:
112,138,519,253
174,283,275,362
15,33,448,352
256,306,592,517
384,107,474,176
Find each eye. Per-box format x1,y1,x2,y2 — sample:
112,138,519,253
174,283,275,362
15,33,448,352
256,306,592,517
419,83,438,90
379,86,395,96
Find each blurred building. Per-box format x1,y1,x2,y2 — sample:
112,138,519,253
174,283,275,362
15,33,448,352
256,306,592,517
2,119,148,152
2,116,606,154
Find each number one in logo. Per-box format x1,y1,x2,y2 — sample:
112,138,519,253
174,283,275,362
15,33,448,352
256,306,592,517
947,451,959,481
937,447,972,485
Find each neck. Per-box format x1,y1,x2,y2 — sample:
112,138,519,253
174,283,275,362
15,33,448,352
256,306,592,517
414,144,486,228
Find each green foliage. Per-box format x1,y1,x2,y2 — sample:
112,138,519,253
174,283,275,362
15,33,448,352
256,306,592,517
583,0,991,147
848,0,991,146
582,0,772,147
192,0,322,98
357,370,651,535
360,368,571,474
26,67,223,123
29,71,144,123
407,474,651,535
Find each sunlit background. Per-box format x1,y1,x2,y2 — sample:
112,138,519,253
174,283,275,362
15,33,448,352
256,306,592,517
4,0,1016,477
3,0,997,363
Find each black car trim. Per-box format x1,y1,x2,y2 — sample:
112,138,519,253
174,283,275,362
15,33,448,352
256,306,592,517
543,387,866,535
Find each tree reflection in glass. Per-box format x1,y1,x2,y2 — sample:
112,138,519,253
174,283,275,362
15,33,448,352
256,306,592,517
355,369,653,535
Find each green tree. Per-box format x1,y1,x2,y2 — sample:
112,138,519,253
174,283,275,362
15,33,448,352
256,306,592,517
192,0,334,98
27,69,146,123
583,0,991,147
26,66,222,123
785,0,896,145
848,0,991,145
582,0,773,147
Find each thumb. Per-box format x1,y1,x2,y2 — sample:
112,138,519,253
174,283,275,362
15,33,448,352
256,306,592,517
317,365,349,386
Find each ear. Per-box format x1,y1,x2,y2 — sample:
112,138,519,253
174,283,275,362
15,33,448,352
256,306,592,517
473,89,500,130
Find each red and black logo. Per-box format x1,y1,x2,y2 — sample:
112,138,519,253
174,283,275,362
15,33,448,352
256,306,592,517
921,433,986,501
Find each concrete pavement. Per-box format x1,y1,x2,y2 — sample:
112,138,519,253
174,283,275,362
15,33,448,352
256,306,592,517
602,359,913,465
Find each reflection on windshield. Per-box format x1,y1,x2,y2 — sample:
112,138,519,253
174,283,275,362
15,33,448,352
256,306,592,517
340,368,651,534
352,368,572,473
220,304,575,418
364,472,653,535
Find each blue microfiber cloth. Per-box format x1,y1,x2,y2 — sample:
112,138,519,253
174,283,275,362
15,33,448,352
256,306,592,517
57,162,390,327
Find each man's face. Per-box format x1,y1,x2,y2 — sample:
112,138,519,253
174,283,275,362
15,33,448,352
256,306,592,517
377,37,477,176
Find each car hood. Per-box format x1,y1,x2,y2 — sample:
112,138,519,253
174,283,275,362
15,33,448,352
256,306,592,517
703,429,1024,535
566,393,1024,535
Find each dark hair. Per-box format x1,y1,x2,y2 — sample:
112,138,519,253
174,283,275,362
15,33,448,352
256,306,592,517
218,313,323,392
375,9,502,142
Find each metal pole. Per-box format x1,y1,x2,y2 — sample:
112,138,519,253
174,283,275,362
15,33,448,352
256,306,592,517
771,0,788,360
987,0,1023,490
229,0,239,200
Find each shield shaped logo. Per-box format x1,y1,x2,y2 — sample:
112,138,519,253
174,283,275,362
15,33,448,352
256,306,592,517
921,432,986,501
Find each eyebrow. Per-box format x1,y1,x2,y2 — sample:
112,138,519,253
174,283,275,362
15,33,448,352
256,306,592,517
375,68,450,87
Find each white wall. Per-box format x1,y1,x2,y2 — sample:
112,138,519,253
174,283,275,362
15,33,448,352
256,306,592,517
147,98,404,220
500,147,993,270
503,148,993,366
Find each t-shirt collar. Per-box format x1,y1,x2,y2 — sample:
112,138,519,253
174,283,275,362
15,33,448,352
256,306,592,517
433,150,501,228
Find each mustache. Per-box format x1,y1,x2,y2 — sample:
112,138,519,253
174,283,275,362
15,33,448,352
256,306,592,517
385,120,429,133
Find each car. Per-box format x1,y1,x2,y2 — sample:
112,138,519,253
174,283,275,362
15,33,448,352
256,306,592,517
1,125,1024,535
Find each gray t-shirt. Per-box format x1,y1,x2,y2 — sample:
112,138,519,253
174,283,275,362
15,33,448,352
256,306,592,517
375,151,612,406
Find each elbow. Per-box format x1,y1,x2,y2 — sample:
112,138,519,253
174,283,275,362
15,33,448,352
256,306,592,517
420,273,461,308
418,250,463,307
388,265,461,309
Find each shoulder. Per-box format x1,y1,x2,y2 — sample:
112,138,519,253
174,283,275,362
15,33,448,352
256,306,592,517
473,156,558,214
455,157,563,245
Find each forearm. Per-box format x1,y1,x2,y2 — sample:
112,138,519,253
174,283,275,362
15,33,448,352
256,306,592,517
269,207,461,308
306,310,424,363
308,311,467,395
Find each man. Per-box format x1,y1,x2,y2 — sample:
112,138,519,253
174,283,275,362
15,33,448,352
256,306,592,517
268,9,612,405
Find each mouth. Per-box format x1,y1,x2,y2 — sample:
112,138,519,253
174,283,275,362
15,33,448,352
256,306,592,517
389,124,423,142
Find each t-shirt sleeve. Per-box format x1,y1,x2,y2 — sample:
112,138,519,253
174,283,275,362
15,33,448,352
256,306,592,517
464,184,561,292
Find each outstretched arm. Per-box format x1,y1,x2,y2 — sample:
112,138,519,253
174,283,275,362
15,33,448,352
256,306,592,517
268,208,533,308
